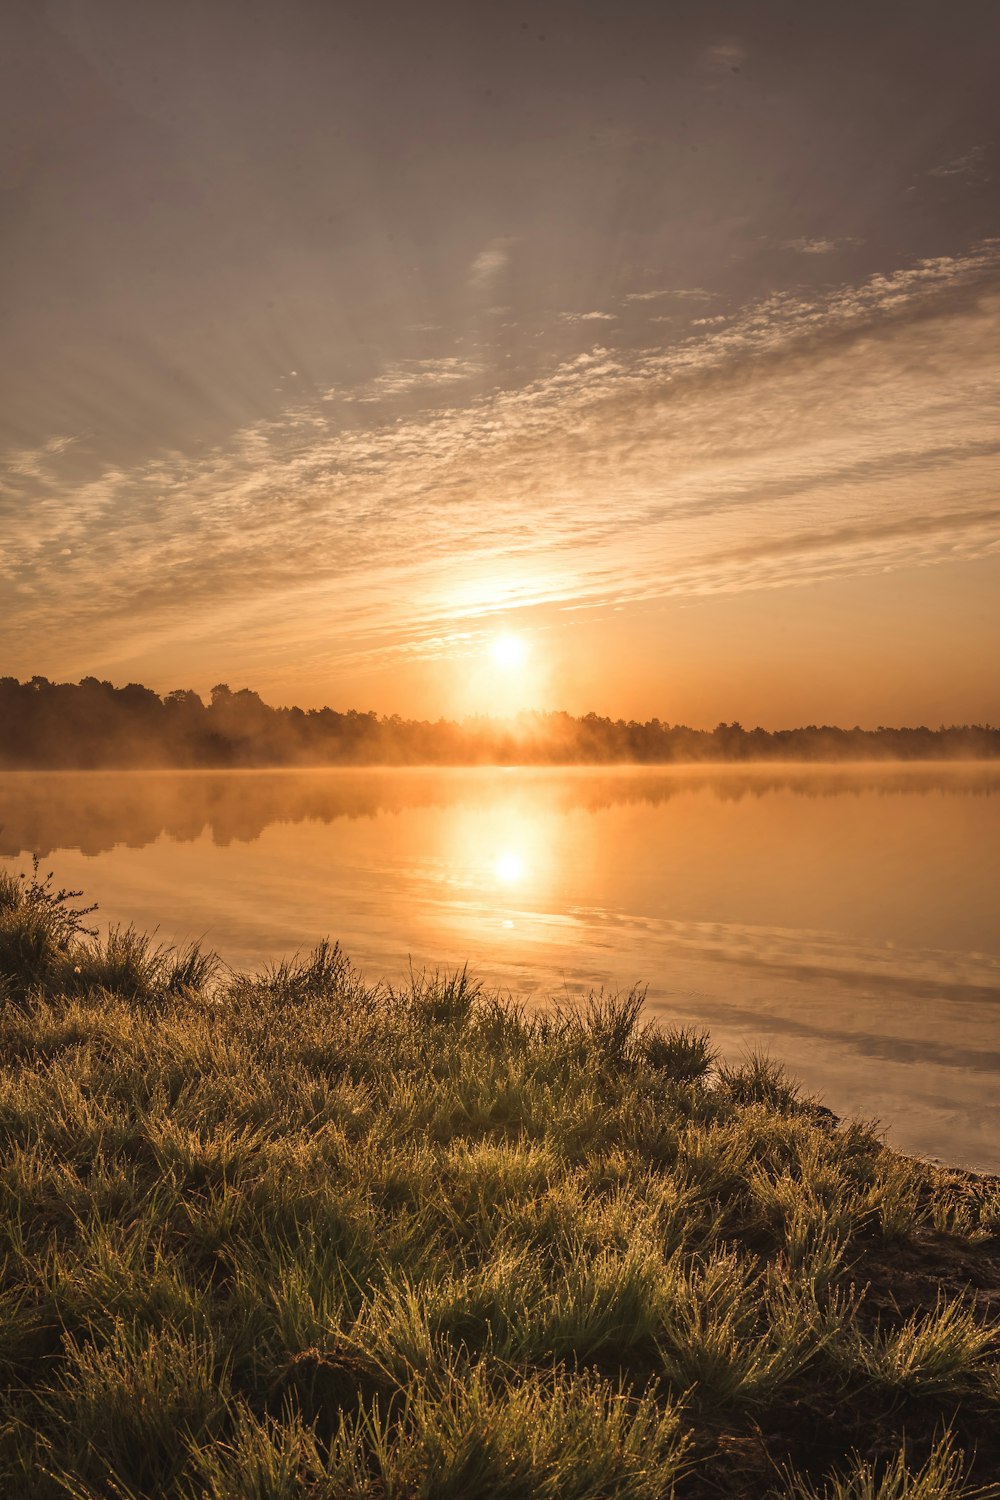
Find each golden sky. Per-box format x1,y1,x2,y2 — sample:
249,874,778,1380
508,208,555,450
2,2,999,726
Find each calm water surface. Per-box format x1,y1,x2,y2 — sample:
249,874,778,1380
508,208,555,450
2,766,998,1170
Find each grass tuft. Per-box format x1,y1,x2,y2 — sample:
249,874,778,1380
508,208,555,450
848,1296,998,1396
641,1024,716,1082
782,1431,1000,1499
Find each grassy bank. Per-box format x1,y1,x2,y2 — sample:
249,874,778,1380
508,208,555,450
1,867,998,1498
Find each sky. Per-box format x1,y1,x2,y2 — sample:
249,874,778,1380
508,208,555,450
2,0,999,727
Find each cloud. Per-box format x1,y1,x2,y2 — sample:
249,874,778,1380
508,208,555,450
625,288,712,303
781,237,863,255
469,242,510,286
3,432,80,481
334,357,484,405
705,41,745,70
929,148,985,180
691,315,727,326
558,310,617,323
3,243,999,681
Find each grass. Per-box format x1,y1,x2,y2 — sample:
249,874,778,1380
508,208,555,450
0,868,998,1497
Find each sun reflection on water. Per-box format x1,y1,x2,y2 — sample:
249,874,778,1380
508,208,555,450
440,788,562,926
495,850,524,885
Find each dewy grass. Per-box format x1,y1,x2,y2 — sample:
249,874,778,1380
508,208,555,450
848,1295,998,1397
0,887,998,1497
781,1431,999,1500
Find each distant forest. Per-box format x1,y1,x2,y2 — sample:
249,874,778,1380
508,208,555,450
1,676,998,768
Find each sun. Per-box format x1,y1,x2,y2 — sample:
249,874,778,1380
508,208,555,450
495,851,524,884
491,633,526,668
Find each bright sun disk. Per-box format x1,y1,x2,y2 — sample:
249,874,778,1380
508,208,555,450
495,851,524,884
491,633,526,668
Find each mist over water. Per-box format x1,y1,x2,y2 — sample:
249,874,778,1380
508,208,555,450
2,764,998,1170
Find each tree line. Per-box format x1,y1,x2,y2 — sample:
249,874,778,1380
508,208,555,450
1,676,997,767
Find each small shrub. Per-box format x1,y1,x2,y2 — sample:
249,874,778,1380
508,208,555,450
0,858,97,1002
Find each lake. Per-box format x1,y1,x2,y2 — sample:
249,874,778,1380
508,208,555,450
1,765,998,1171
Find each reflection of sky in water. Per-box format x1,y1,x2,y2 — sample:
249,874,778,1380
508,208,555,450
1,766,998,1170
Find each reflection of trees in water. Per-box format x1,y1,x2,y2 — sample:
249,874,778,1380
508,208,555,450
0,767,998,859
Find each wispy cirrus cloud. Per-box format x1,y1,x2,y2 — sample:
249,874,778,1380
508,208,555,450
557,310,617,323
704,40,745,71
468,242,510,287
5,433,81,481
624,288,713,303
929,147,986,181
780,236,863,255
323,357,484,406
2,243,999,685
